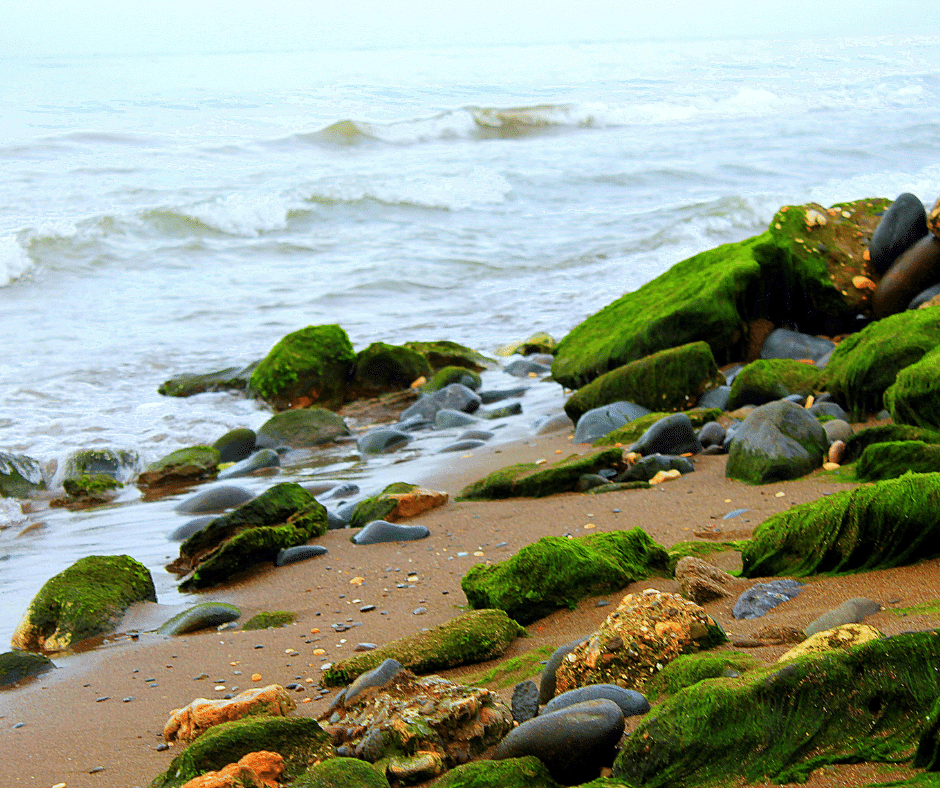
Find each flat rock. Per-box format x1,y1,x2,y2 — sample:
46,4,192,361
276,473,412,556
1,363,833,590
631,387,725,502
804,597,882,636
175,485,254,514
275,545,328,566
732,579,804,620
357,428,411,454
352,520,430,545
157,602,242,636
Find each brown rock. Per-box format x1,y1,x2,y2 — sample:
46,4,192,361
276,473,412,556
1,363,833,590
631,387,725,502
928,194,940,239
675,556,736,604
385,488,449,520
179,751,284,788
164,685,296,744
828,440,845,464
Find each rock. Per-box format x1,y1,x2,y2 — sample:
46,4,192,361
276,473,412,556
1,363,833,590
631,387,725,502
439,439,486,453
646,651,761,697
249,324,356,410
759,327,835,363
177,750,284,788
843,422,940,463
804,598,882,636
290,757,392,788
211,428,257,464
742,472,940,577
138,445,221,488
149,717,333,788
821,419,853,446
351,342,432,398
870,192,929,276
158,363,257,398
779,624,884,663
352,520,430,545
319,669,513,784
873,235,940,319
505,358,551,377
725,400,828,484
884,342,940,429
256,408,350,448
929,194,940,239
479,386,526,403
61,447,140,482
544,684,650,718
333,658,404,707
553,589,727,695
856,440,940,481
60,473,122,504
158,602,242,636
495,332,557,357
613,630,940,787
347,483,448,529
461,529,669,625
433,756,559,788
828,439,845,464
675,556,736,604
275,545,328,566
595,408,721,449
170,515,215,541
400,383,481,422
563,342,725,424
356,427,411,454
12,555,156,652
175,485,254,514
725,359,822,410
424,365,482,392
434,408,480,428
808,400,849,421
511,679,540,723
458,429,494,442
493,699,625,785
402,340,491,372
535,413,575,435
0,651,55,687
732,579,804,619
909,282,940,309
618,453,694,483
573,401,651,444
164,684,296,744
0,451,46,497
697,421,726,450
169,482,328,591
698,385,731,410
216,449,281,480
479,402,523,419
575,473,610,492
539,637,590,705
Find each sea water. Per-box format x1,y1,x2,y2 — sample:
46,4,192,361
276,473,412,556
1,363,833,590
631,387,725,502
0,34,938,646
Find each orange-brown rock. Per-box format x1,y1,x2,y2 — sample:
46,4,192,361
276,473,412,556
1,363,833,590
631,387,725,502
928,194,940,239
164,685,296,744
179,751,284,788
384,488,449,520
675,556,736,604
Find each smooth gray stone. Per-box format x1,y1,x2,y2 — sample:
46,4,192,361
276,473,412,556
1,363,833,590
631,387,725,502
157,602,241,635
174,485,253,514
434,408,480,429
544,684,650,718
823,419,854,445
815,350,834,370
303,480,343,496
535,413,575,435
322,482,360,500
632,413,701,456
504,358,551,377
909,282,940,309
783,393,806,405
871,192,928,276
0,651,55,687
576,473,611,492
810,401,849,422
479,387,527,404
539,636,589,704
805,597,882,636
352,520,430,545
217,448,280,480
357,428,411,454
723,507,749,520
343,658,403,707
326,510,348,530
212,428,257,464
511,679,540,723
400,383,481,422
458,429,494,442
723,364,745,384
276,545,328,566
760,327,836,363
698,421,726,449
698,385,731,410
439,439,486,453
733,579,804,620
169,515,216,541
574,401,651,445
480,402,522,419
619,453,694,482
493,698,625,785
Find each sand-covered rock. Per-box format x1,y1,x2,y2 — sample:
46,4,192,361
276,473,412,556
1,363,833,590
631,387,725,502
164,685,296,744
778,623,883,662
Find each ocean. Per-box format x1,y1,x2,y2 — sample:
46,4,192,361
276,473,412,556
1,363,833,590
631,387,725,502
1,33,938,647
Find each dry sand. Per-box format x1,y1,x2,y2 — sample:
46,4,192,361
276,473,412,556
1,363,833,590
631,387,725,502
1,428,938,788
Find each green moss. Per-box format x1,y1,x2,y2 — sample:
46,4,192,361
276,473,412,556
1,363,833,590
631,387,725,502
321,609,526,687
13,555,155,652
256,407,350,448
63,473,122,499
645,651,761,699
857,441,940,481
348,482,418,529
460,528,669,625
149,717,333,788
291,757,392,788
456,448,624,500
352,342,432,396
888,600,940,617
242,611,296,630
63,447,138,479
741,472,940,578
564,342,725,424
0,651,55,686
613,630,940,788
138,445,220,486
432,756,562,788
594,409,723,448
885,343,940,429
666,541,746,576
496,332,558,357
249,324,356,410
423,365,482,392
844,424,940,463
725,359,822,410
462,645,557,690
402,340,491,372
158,364,256,397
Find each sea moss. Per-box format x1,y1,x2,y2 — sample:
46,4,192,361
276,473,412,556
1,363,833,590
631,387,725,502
321,609,525,687
885,342,940,429
462,645,557,690
138,445,220,487
291,757,392,788
843,424,940,463
423,365,482,392
593,408,722,448
352,342,432,396
461,528,669,625
242,611,296,630
645,651,761,699
402,340,491,372
725,358,822,410
432,756,562,788
741,472,940,578
348,482,418,529
857,441,940,481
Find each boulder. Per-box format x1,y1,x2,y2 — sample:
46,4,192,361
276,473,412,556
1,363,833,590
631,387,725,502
725,359,821,410
543,684,650,718
249,324,356,410
158,363,257,398
843,422,940,463
423,365,482,392
884,342,940,429
12,555,156,652
157,602,242,636
322,610,525,687
856,440,940,481
804,598,882,637
402,340,490,372
759,327,835,363
741,472,940,578
290,757,392,788
870,192,929,275
461,529,669,625
256,408,350,448
505,357,552,377
351,342,432,397
0,451,46,497
211,428,257,464
164,684,296,744
563,342,724,424
872,235,940,319
216,449,280,480
725,400,828,484
400,383,481,422
138,446,220,488
347,483,448,529
674,556,736,604
573,401,651,444
0,651,55,687
169,482,327,590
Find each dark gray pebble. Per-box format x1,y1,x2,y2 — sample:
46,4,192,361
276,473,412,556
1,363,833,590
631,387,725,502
722,508,749,520
458,429,495,442
505,358,551,377
352,520,430,545
539,635,590,704
511,679,540,723
275,545,328,567
732,579,804,620
168,515,216,542
174,485,253,514
357,428,411,455
544,684,650,718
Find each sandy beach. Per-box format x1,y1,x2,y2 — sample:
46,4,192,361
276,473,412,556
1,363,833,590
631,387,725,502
2,423,938,788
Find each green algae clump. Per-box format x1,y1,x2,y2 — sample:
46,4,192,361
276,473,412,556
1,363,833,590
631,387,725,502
725,358,822,410
843,423,940,463
423,365,482,392
645,651,761,699
433,756,562,788
291,757,392,788
885,342,940,429
138,445,221,488
461,528,669,625
857,441,940,481
402,340,491,372
241,610,296,630
351,342,432,397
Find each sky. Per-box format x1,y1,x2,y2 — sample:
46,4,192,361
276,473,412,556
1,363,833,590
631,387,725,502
0,0,933,57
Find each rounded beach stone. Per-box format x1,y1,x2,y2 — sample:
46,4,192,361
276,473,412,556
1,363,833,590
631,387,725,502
732,579,804,620
352,520,430,545
357,428,411,455
539,636,589,704
804,597,882,637
573,401,650,445
257,407,350,448
157,602,241,636
400,383,482,422
870,192,929,276
504,358,551,377
698,385,731,410
544,684,649,718
493,698,625,785
439,439,486,453
168,515,215,541
675,556,736,604
535,412,575,435
434,409,480,429
275,545,328,567
457,429,494,442
759,327,835,364
342,658,404,706
212,428,257,464
217,448,281,480
809,401,849,422
873,235,940,319
631,413,701,456
511,679,540,723
479,386,527,404
698,421,726,449
174,485,253,514
909,282,940,310
823,419,854,445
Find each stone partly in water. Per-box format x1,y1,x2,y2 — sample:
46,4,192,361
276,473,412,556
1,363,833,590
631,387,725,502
137,446,221,488
158,363,258,398
357,428,412,455
351,520,430,545
211,428,257,464
351,342,432,398
216,448,281,480
402,340,491,373
12,555,156,652
256,408,350,449
0,451,46,497
157,602,242,636
423,365,483,392
61,447,140,483
400,383,482,422
60,473,122,504
163,684,297,744
175,485,254,515
0,650,55,687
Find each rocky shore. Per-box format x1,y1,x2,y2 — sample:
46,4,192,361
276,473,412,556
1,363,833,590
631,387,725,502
2,192,940,788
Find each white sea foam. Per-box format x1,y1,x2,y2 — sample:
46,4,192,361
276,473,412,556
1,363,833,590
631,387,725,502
0,234,32,286
180,192,291,236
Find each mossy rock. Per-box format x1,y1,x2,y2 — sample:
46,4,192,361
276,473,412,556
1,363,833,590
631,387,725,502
158,362,257,397
495,332,558,357
249,324,356,410
613,629,940,787
291,757,392,788
857,441,940,482
172,482,327,590
915,694,940,772
321,609,526,687
461,528,669,625
741,472,940,578
62,473,122,500
843,423,940,463
423,365,482,392
594,409,723,448
885,342,940,429
432,756,562,788
403,340,491,372
564,342,724,424
347,482,417,530
725,358,822,410
462,645,557,690
456,448,624,500
822,308,940,421
0,451,46,497
149,716,333,788
351,342,432,397
62,447,140,481
645,651,761,699
12,555,156,652
666,540,745,576
242,611,296,630
0,651,55,687
256,407,350,448
138,445,220,487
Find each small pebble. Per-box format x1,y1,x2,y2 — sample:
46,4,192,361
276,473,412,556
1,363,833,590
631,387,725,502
122,697,134,703
156,743,169,752
596,600,611,607
251,673,262,681
360,604,376,613
193,673,209,681
355,642,378,652
95,696,110,703
214,685,226,691
89,766,105,774
254,644,264,649
413,607,427,615
13,722,25,729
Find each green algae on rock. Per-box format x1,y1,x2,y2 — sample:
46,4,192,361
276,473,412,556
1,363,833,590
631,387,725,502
645,651,761,699
62,472,122,501
593,408,722,448
137,445,221,488
170,482,327,590
563,342,724,424
857,441,940,482
347,482,448,530
461,528,669,625
12,555,156,652
423,365,482,392
249,324,356,410
0,650,55,687
351,342,432,397
242,610,295,631
843,423,940,463
741,472,940,578
149,717,333,788
291,757,392,788
158,362,257,398
0,451,46,497
457,448,624,500
613,630,940,788
725,358,822,410
256,407,350,448
321,609,525,687
432,756,562,788
885,342,940,429
402,340,491,372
